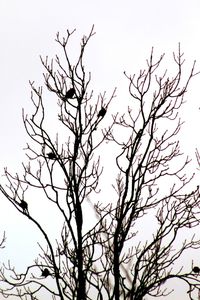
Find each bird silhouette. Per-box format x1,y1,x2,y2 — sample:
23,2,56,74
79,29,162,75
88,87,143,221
47,152,56,160
41,268,50,278
97,107,106,118
19,200,28,212
193,266,200,273
63,88,75,100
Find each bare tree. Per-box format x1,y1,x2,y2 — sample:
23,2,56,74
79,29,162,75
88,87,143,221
0,26,200,300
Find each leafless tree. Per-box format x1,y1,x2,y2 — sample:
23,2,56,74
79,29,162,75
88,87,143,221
0,26,200,300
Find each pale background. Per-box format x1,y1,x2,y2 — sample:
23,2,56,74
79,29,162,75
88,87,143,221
0,0,200,299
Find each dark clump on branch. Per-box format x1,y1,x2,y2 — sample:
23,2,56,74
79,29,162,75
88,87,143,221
63,88,75,100
47,152,57,160
19,200,28,212
193,266,200,274
97,107,106,118
41,268,50,278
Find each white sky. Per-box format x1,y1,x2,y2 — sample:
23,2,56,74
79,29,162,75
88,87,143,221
0,0,200,299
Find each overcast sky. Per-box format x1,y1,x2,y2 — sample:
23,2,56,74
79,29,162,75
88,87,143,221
0,0,199,157
0,0,199,164
0,0,200,299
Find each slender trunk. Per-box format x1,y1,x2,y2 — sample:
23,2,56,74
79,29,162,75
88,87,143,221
113,243,120,300
76,203,85,300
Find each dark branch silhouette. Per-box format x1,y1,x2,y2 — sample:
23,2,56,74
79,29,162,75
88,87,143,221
0,26,199,300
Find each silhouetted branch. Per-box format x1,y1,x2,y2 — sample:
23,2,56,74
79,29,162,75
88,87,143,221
0,29,200,300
